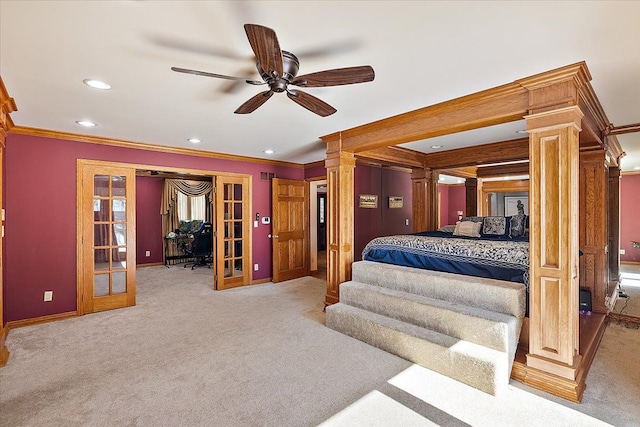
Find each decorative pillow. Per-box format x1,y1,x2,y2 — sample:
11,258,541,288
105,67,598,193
482,216,507,236
453,220,482,238
509,214,527,238
461,216,484,223
437,225,457,233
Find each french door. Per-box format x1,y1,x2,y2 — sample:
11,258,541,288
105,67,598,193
215,175,251,290
78,161,136,314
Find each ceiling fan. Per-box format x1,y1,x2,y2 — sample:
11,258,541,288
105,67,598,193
171,24,375,117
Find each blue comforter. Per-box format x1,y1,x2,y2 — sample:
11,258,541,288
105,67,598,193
362,231,530,288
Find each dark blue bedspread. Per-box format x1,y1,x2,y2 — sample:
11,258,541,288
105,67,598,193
362,232,529,288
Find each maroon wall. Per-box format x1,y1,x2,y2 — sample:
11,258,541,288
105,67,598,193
354,165,413,260
620,174,640,263
4,134,304,322
448,185,466,225
439,185,449,227
304,163,326,179
136,176,164,265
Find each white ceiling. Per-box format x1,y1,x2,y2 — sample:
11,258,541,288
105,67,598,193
1,1,639,170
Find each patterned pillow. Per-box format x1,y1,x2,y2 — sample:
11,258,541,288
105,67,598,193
482,216,507,236
437,225,457,233
461,216,484,223
453,220,482,238
509,214,527,238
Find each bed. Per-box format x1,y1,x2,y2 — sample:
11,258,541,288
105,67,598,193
361,216,530,289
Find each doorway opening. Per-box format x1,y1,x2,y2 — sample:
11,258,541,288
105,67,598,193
309,179,327,280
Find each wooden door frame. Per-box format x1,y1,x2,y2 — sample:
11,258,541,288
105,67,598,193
76,160,254,314
308,176,327,272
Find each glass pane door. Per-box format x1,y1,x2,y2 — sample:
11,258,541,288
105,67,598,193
216,176,250,290
81,162,136,314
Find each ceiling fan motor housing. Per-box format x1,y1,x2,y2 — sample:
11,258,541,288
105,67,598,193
257,50,300,92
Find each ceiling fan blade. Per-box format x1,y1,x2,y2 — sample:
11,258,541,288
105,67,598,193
292,66,375,87
286,90,337,117
220,66,261,94
244,24,283,78
234,90,274,114
171,67,263,85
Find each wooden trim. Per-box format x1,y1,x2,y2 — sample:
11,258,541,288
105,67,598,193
423,139,530,170
357,146,426,169
251,277,272,285
608,313,640,327
607,122,640,136
304,160,325,169
322,82,530,153
10,126,305,169
476,162,529,178
621,170,640,176
512,312,606,403
136,262,165,268
305,175,327,182
621,261,640,265
0,76,17,367
6,311,78,330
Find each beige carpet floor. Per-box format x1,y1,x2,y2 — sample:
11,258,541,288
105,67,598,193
1,266,639,426
614,264,640,318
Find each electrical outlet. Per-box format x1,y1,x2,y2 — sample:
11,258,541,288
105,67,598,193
405,218,409,226
44,291,53,302
620,249,626,255
145,250,151,257
254,263,259,271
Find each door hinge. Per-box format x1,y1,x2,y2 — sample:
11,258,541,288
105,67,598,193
213,231,217,237
81,294,84,302
214,274,218,282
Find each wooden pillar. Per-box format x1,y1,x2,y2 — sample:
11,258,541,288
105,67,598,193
324,137,355,305
411,168,438,232
579,150,609,313
465,178,478,217
0,77,16,367
608,166,621,288
526,106,583,381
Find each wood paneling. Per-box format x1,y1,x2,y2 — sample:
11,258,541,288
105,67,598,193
465,178,479,216
423,139,530,170
579,150,609,313
527,106,583,377
324,142,355,305
476,162,530,178
411,169,438,232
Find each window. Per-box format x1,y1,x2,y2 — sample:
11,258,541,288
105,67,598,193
177,192,206,221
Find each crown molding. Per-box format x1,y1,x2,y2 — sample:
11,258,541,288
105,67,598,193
9,126,306,169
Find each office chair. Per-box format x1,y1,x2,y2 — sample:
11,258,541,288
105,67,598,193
184,222,213,270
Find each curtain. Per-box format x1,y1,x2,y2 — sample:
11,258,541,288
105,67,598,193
161,179,213,258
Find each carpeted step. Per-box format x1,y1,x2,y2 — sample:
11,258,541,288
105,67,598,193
339,280,518,356
351,260,526,320
326,303,509,395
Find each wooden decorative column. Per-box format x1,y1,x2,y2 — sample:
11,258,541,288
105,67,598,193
607,166,621,288
411,168,438,232
579,150,609,313
526,106,583,388
324,136,356,305
0,77,16,367
465,178,479,216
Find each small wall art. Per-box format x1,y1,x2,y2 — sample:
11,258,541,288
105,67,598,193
358,194,378,208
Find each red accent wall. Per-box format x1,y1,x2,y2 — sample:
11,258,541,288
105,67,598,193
438,185,449,227
304,164,326,179
4,134,303,322
620,174,640,263
354,165,412,260
448,185,466,225
136,176,164,264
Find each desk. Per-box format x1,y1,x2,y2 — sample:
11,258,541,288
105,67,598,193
164,236,194,266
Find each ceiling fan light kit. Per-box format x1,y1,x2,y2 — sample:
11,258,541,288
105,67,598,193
172,24,375,117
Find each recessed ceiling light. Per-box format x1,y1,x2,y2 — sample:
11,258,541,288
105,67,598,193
83,79,111,90
187,138,201,143
634,166,640,170
457,179,464,184
264,149,274,154
431,145,443,149
76,120,96,127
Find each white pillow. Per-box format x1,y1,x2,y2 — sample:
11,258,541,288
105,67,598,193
453,220,481,238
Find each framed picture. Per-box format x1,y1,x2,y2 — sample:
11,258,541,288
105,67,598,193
388,196,403,208
358,194,378,208
504,196,528,216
